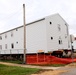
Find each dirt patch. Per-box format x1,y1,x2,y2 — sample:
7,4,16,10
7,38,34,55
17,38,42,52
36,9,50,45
32,70,67,75
32,63,76,75
65,63,76,67
0,61,76,75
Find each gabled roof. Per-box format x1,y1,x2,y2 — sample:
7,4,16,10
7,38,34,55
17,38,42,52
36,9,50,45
0,13,69,35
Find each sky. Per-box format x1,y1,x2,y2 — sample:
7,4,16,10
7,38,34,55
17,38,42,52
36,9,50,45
0,0,76,36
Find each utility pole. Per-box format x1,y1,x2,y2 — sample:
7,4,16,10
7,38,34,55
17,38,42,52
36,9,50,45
23,4,26,64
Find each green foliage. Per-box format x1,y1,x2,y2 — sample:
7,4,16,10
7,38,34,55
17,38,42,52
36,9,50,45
0,64,40,75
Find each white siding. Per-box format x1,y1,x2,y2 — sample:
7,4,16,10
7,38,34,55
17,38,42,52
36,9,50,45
0,19,47,54
0,27,24,54
26,20,47,53
45,14,70,52
0,14,70,54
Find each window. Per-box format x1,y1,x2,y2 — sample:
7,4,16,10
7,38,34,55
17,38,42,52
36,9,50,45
65,23,68,35
11,43,14,49
59,40,61,44
16,28,18,31
65,23,67,25
59,36,61,39
51,37,53,40
0,45,2,49
0,36,2,40
50,22,52,24
65,34,67,38
5,44,7,49
11,32,13,37
59,40,62,44
5,34,7,38
16,41,18,44
58,24,61,31
61,40,62,44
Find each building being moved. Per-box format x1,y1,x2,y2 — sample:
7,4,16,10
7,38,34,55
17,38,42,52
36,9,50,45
0,13,71,63
71,35,76,51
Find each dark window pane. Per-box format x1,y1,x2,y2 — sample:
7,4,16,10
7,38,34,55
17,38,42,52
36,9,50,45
51,37,53,40
11,43,14,49
50,22,52,24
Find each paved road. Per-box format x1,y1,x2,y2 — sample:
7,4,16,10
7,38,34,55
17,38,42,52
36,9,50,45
61,68,76,75
58,66,76,75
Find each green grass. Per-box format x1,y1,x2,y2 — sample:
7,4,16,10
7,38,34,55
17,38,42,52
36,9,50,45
46,64,66,67
0,64,40,75
34,64,66,67
0,60,22,64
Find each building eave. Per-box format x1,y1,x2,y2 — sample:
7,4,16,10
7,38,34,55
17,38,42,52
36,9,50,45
0,18,45,35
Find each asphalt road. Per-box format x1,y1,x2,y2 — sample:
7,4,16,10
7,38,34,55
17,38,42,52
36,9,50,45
59,67,76,75
61,68,76,75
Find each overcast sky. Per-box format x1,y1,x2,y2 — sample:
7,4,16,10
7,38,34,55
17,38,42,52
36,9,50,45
0,0,76,36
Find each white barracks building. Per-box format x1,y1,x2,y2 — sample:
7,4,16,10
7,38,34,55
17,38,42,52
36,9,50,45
0,14,71,56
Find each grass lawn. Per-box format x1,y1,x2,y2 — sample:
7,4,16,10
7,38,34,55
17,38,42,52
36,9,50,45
44,64,66,67
0,60,23,64
33,64,66,67
0,64,40,75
